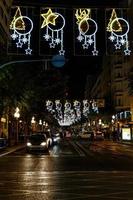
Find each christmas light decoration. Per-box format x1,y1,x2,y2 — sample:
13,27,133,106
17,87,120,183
107,10,131,55
46,100,98,126
10,7,25,30
107,9,122,32
75,9,98,56
83,100,90,117
10,15,33,55
73,100,81,121
41,8,65,55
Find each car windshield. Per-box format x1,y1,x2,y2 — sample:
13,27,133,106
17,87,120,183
29,134,46,142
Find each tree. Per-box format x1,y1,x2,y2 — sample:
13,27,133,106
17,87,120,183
0,61,69,135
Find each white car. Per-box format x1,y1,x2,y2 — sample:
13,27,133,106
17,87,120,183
94,131,104,140
79,131,93,139
26,134,49,152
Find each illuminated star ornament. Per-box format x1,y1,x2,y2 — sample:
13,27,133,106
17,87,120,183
107,9,131,55
75,9,98,56
10,7,33,55
41,8,65,55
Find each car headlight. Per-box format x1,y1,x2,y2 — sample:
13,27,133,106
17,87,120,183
53,138,57,142
27,142,31,146
40,142,46,146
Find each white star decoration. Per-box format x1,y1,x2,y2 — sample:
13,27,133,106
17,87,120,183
124,49,131,55
115,43,121,49
41,10,65,55
76,14,98,56
50,43,56,48
25,48,32,55
10,16,33,55
16,42,23,48
83,43,89,49
59,49,65,55
92,50,98,56
108,17,131,56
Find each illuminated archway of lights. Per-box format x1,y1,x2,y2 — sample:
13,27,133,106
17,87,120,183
10,7,33,55
41,8,65,55
107,9,131,55
46,100,99,126
75,9,98,56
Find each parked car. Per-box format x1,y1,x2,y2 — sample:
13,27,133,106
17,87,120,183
26,133,49,152
79,131,93,140
65,130,72,139
0,138,7,150
94,131,104,140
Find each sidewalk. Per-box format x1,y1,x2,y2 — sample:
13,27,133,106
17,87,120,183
0,143,25,157
117,140,133,146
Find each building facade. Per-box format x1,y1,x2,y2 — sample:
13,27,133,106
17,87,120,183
85,1,133,126
0,0,13,56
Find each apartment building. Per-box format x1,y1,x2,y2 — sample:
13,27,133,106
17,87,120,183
85,1,133,122
0,0,13,55
88,55,112,110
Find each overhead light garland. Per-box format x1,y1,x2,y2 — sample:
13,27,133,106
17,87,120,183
41,8,65,55
75,9,98,56
107,9,131,55
10,7,33,55
46,100,99,126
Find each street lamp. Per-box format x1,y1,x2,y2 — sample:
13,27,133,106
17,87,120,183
14,107,20,144
31,116,36,132
112,115,116,131
39,119,43,131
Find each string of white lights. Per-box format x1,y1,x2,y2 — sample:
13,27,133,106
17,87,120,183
46,100,99,126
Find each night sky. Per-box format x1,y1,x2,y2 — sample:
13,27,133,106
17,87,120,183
61,56,103,98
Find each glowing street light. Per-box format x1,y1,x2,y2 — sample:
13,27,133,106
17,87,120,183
31,116,36,132
14,107,20,144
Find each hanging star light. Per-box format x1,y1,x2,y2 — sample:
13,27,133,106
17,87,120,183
41,8,65,55
75,9,98,56
107,9,131,55
10,14,33,55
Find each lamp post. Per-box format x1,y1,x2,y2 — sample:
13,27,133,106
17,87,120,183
39,119,43,131
31,116,36,132
14,107,20,144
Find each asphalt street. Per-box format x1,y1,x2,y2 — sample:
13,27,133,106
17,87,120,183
0,139,133,199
